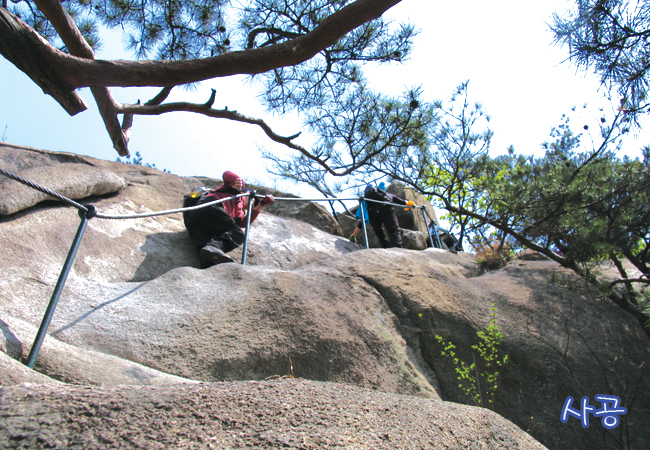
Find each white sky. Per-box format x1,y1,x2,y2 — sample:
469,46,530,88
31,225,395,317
0,0,647,197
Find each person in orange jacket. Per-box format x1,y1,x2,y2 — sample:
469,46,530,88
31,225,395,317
184,171,274,267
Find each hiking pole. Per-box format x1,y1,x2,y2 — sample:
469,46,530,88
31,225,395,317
420,206,436,249
421,206,443,249
26,205,97,368
241,191,255,265
358,197,370,249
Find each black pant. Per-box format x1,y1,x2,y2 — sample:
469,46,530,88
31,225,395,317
184,200,245,253
368,204,402,248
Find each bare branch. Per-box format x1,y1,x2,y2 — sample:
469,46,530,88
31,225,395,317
145,87,174,106
116,100,312,156
609,277,650,288
116,92,394,177
247,27,301,49
121,109,134,143
122,87,173,142
204,89,216,108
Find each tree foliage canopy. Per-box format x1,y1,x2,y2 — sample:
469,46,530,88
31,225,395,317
468,113,649,268
551,0,650,114
265,82,492,217
463,111,650,335
265,1,650,337
0,0,408,155
272,79,650,336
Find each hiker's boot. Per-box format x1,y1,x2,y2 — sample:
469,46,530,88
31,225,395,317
200,244,235,268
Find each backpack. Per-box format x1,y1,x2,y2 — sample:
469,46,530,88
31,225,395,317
183,187,210,208
182,187,210,224
363,185,388,202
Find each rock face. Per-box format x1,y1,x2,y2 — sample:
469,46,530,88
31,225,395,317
0,145,358,288
0,351,62,386
0,315,196,387
386,180,439,233
0,163,127,216
0,380,547,450
1,143,649,450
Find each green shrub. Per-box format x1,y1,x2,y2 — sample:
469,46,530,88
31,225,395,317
434,303,509,409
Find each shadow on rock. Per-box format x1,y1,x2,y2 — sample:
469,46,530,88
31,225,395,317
131,231,200,281
51,282,150,338
0,319,23,359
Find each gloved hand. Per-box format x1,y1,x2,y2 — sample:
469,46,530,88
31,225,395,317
259,195,275,207
349,235,357,243
406,201,415,207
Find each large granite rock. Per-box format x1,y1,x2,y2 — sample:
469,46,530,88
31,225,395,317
0,351,61,386
1,144,649,450
0,315,196,387
0,380,547,450
0,144,127,216
0,144,357,290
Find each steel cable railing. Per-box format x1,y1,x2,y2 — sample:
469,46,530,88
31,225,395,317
1,166,441,367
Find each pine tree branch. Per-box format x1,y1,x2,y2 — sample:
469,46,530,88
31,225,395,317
0,7,87,115
609,277,650,287
39,0,403,88
442,202,650,339
117,98,308,155
31,0,129,156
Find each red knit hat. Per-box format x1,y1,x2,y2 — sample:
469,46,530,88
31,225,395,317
222,171,244,190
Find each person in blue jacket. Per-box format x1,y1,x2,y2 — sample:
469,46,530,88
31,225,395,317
349,198,369,244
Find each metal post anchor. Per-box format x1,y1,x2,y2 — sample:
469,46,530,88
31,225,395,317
26,205,96,368
241,191,255,265
359,198,370,249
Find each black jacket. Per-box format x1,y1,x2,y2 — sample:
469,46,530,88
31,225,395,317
363,185,407,207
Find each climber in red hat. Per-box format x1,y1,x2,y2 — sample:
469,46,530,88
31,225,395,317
184,171,274,267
